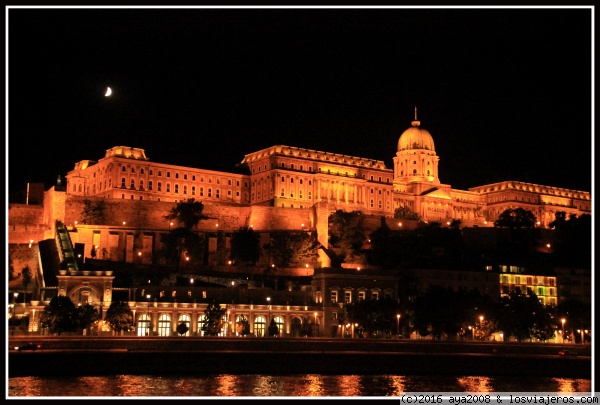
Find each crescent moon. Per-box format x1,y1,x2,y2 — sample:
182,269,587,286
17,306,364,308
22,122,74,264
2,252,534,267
105,87,112,97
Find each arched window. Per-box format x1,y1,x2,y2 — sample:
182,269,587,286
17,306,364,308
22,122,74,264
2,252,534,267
138,313,151,336
254,315,266,337
197,315,206,336
121,178,126,188
177,314,191,337
273,316,284,337
158,314,171,336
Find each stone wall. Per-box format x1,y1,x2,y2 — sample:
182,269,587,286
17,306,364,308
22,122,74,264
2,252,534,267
8,243,39,291
7,204,46,244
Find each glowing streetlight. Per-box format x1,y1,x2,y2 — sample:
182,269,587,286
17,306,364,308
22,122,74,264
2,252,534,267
146,294,151,336
266,297,271,332
314,312,318,337
561,318,566,343
468,325,474,340
396,314,401,337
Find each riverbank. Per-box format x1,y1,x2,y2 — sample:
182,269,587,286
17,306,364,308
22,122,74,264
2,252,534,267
8,337,592,378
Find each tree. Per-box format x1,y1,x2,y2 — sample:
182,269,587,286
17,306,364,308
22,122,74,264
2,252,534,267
177,322,190,336
21,265,32,293
496,291,551,342
268,318,280,337
230,226,261,265
81,199,107,225
394,206,421,220
494,208,540,256
549,212,591,267
159,227,205,269
201,301,226,336
266,231,320,268
165,198,209,230
236,315,251,336
369,216,396,267
494,208,537,229
40,296,79,335
328,210,366,250
346,297,399,338
77,303,101,335
9,257,17,281
105,301,135,334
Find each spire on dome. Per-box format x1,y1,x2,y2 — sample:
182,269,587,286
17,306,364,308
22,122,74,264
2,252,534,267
412,105,420,127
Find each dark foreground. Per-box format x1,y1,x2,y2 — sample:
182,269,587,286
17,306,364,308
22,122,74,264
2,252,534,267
8,337,592,378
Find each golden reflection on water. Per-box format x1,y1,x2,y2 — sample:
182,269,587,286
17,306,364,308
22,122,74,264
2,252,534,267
387,375,407,395
333,375,362,396
553,378,591,394
7,375,593,397
457,376,494,392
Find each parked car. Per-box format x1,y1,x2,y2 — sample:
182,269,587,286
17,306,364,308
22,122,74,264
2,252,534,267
558,349,577,357
16,343,41,351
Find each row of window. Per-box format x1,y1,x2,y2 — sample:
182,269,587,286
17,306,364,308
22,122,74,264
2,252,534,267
135,313,289,337
120,165,236,185
330,290,391,304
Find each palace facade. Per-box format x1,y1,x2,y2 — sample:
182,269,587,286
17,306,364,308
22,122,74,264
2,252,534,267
65,115,591,234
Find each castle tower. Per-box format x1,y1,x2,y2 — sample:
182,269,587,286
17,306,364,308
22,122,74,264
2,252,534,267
393,107,441,188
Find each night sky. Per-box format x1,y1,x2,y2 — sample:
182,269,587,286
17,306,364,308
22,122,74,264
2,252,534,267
7,7,593,195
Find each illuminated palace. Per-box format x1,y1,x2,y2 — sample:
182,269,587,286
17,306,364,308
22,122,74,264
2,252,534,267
65,115,591,229
9,113,590,339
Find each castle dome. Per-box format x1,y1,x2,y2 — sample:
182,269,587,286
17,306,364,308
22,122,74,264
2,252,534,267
397,114,435,152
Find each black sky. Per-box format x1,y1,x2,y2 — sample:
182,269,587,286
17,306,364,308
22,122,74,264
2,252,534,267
7,7,593,195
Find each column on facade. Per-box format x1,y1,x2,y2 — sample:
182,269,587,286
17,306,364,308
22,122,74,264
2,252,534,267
343,183,348,204
362,186,366,206
317,179,321,200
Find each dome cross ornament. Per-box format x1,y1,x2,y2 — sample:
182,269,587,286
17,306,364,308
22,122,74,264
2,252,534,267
412,105,420,127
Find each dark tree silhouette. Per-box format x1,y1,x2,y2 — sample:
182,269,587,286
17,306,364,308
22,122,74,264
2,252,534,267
165,198,209,230
105,301,135,334
201,301,226,336
230,226,261,265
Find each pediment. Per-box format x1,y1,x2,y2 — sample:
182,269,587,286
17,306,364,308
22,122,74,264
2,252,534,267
420,187,452,200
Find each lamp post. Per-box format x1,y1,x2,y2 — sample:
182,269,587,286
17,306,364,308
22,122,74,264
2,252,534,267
227,310,231,337
468,326,474,340
577,329,586,345
479,315,484,339
13,293,19,317
146,294,151,336
266,297,271,336
561,318,566,343
314,312,318,337
396,314,401,338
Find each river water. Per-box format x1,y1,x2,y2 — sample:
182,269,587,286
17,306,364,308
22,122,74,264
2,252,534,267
7,374,592,397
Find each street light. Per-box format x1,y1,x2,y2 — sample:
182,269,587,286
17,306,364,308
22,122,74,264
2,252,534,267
266,297,271,335
479,315,484,338
146,294,151,336
227,310,231,336
396,314,401,338
561,318,566,343
12,293,19,317
314,312,318,337
468,326,474,340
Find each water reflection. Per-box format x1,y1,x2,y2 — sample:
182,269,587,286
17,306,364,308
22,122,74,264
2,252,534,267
457,376,494,392
7,375,592,397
